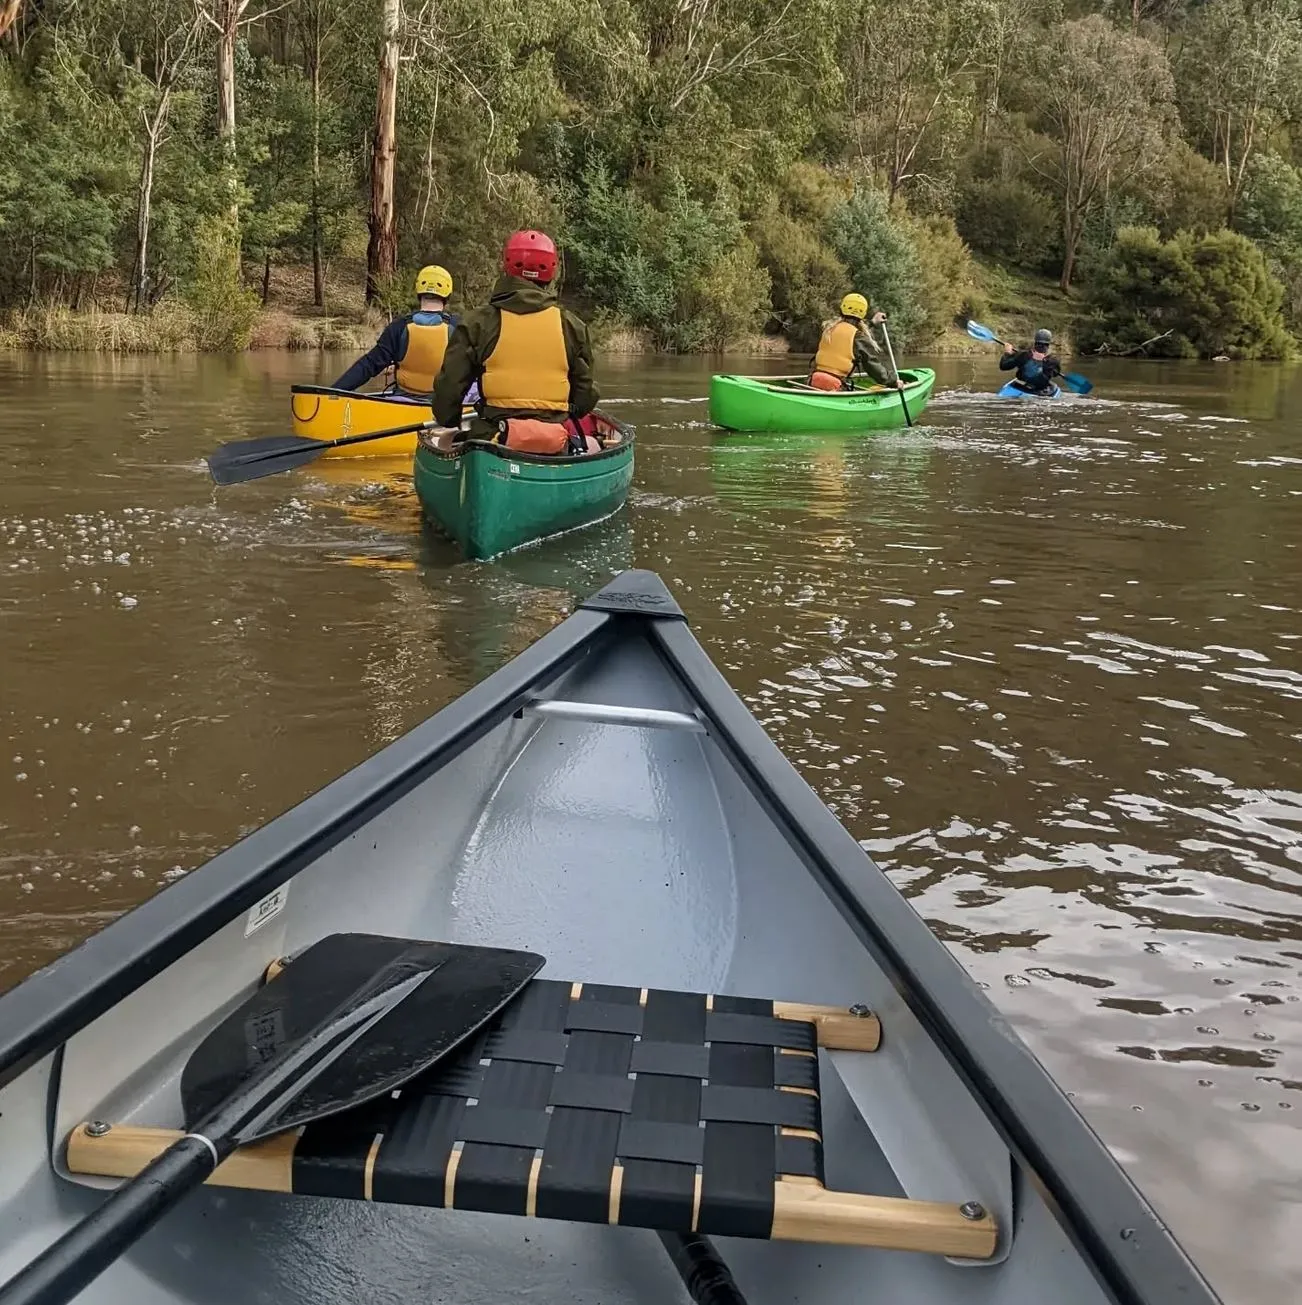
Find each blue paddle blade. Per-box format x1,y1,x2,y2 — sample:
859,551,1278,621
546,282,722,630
965,321,999,343
1060,371,1093,395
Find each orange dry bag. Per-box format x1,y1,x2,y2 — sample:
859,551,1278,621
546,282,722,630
501,418,570,454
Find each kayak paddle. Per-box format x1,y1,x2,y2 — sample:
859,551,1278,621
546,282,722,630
0,933,544,1305
878,320,912,427
964,320,1093,395
206,418,437,486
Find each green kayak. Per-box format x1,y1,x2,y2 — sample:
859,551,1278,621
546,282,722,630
413,413,634,560
709,368,936,433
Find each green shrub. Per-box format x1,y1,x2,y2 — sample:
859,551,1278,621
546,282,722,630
563,163,769,350
184,219,260,351
680,240,772,352
1238,152,1302,326
752,208,848,346
825,187,925,345
1080,225,1294,359
1156,141,1229,238
902,213,980,344
956,177,1059,271
750,163,851,348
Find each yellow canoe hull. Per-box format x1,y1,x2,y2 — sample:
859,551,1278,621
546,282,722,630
290,386,430,459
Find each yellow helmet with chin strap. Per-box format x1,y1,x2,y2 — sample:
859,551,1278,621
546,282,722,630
840,293,869,321
415,265,453,299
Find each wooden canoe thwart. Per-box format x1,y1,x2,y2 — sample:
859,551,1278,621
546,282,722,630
0,571,1222,1305
65,979,985,1259
68,1126,996,1260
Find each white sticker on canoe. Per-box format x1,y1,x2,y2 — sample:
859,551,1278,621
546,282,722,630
244,885,289,937
509,463,520,474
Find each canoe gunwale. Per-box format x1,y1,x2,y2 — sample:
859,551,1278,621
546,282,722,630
0,610,615,1093
717,369,931,397
416,411,635,468
645,613,1221,1305
289,384,426,402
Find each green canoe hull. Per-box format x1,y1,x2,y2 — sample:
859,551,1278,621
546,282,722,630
709,369,936,433
413,418,634,561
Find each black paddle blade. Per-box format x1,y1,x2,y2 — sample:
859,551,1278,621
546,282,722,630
181,933,544,1141
206,435,328,486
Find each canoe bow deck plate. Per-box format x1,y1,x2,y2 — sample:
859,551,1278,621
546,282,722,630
65,973,996,1261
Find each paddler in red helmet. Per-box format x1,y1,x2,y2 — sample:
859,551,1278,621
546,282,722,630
432,229,600,450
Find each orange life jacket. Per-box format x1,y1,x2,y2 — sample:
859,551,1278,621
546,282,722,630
481,306,569,412
394,319,450,395
812,320,858,380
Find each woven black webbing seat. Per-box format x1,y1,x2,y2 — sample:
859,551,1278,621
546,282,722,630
68,979,998,1259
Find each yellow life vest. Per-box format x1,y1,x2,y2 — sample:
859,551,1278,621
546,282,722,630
812,319,858,380
481,306,569,412
394,319,450,396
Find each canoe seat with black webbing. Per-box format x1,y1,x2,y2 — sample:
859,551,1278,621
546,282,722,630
67,978,998,1260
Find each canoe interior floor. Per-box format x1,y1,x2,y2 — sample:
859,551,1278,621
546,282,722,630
65,967,998,1262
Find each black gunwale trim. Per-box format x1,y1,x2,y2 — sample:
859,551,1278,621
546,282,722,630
647,616,1222,1305
289,385,423,403
417,413,634,468
0,609,612,1091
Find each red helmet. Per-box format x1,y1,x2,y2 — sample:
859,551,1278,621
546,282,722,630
503,229,557,283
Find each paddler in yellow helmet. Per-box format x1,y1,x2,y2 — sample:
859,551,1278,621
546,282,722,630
809,293,903,392
332,264,459,398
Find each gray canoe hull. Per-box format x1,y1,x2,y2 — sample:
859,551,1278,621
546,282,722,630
0,573,1218,1305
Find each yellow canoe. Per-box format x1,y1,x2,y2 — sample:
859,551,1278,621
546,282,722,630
290,385,432,458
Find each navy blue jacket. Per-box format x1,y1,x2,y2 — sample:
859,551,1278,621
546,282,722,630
332,311,459,391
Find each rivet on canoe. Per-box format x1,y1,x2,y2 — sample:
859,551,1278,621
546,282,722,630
848,1003,872,1018
85,1121,111,1137
959,1202,986,1221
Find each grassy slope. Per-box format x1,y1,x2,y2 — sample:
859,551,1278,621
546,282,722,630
929,258,1087,357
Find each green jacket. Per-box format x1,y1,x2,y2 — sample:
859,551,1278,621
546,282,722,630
852,322,896,386
431,275,599,431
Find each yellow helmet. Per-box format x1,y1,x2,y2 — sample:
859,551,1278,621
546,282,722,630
840,293,869,321
415,265,453,298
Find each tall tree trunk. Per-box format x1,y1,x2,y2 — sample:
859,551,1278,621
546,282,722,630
215,0,244,226
131,106,167,313
366,0,400,304
262,254,273,304
0,1,21,42
310,28,325,307
1060,210,1079,292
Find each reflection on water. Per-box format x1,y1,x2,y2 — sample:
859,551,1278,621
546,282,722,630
1,349,1300,1304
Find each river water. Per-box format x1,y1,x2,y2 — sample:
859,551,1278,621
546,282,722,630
1,350,1299,1301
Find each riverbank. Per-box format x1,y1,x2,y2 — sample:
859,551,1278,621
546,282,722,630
0,260,1082,358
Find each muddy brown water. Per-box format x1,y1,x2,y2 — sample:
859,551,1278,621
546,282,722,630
1,350,1299,1302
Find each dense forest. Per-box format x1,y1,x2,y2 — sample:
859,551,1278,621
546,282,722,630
1,0,1300,356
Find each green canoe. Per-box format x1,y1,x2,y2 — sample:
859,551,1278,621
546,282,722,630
709,368,936,433
413,413,634,560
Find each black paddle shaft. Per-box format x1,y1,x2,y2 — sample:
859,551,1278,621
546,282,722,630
878,320,912,428
0,1138,219,1305
659,1232,750,1305
206,418,437,486
0,934,544,1305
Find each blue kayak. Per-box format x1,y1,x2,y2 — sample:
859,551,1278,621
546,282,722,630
998,380,1061,399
